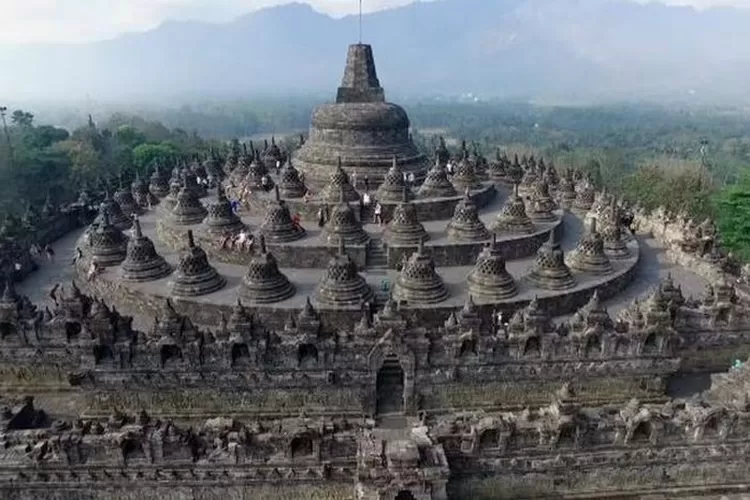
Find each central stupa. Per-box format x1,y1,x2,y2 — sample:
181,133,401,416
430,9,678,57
294,44,428,188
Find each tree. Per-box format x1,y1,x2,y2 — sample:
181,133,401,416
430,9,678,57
715,175,750,261
132,142,181,173
63,140,103,184
113,125,146,149
10,110,33,127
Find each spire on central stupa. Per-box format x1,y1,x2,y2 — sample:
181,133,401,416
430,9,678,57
336,44,385,103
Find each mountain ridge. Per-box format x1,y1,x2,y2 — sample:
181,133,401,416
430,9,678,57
2,0,750,104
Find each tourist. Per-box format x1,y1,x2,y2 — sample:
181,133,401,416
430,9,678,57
236,230,254,252
407,172,415,187
362,192,371,221
220,234,233,250
317,207,326,228
86,260,102,281
397,254,408,271
237,230,248,247
447,162,454,175
261,175,271,191
374,202,383,225
363,175,370,192
351,171,358,190
44,244,55,262
72,247,83,265
292,213,302,231
621,210,635,233
275,160,282,176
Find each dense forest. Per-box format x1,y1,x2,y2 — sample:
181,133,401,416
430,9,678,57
2,101,750,259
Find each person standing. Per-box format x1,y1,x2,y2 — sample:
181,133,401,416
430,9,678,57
363,175,370,192
407,171,415,188
317,207,326,228
374,201,383,226
44,244,55,262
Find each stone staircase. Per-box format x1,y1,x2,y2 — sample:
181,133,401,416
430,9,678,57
366,239,388,269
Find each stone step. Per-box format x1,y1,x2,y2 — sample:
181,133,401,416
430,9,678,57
366,239,389,268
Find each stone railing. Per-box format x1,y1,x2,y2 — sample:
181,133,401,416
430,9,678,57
634,207,729,284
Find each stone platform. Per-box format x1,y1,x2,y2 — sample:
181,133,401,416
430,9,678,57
77,181,643,333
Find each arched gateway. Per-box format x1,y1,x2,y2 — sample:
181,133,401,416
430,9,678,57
376,356,405,415
395,491,416,500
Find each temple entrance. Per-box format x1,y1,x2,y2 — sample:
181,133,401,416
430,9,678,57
0,322,16,340
395,491,416,500
376,356,404,416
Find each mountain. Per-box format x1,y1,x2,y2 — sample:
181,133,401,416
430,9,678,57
2,0,750,104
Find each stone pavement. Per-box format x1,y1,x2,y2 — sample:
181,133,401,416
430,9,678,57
17,227,85,307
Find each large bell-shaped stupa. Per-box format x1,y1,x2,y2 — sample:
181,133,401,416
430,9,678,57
294,44,428,188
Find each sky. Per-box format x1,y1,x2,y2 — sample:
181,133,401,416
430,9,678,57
0,0,748,44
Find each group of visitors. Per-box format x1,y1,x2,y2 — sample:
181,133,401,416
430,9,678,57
220,230,254,252
30,243,55,262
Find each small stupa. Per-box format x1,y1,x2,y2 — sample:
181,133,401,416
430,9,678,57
392,240,448,304
120,218,172,282
467,235,518,301
239,235,295,304
445,189,491,242
169,230,226,297
527,231,576,291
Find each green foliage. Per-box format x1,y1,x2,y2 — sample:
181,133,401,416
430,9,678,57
10,110,33,127
715,174,750,261
132,142,181,173
0,108,215,219
620,164,715,218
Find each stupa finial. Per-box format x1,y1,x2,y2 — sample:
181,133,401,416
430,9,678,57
337,44,384,103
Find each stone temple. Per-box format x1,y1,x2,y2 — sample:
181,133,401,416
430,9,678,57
294,44,428,189
5,42,750,500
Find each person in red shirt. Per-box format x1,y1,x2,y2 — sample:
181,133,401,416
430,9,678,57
292,213,302,231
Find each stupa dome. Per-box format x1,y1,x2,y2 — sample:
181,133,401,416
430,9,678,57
294,44,428,188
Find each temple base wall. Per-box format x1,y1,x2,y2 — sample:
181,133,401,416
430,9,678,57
0,484,355,500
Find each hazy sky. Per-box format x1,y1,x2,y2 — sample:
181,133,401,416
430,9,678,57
1,0,748,44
